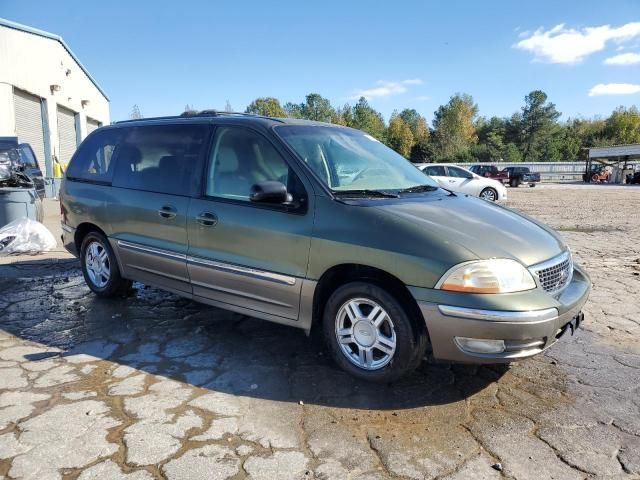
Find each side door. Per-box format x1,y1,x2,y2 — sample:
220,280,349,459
444,166,477,194
17,144,45,198
109,123,211,294
423,165,447,188
187,125,314,321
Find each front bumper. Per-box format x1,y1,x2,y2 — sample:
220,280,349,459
414,265,591,363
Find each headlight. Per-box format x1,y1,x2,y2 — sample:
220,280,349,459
438,259,536,294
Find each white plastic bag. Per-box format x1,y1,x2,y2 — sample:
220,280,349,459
0,218,57,256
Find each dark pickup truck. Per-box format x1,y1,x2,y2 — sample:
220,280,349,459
502,166,540,187
469,165,510,183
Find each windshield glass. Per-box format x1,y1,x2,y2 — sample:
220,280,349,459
275,125,438,191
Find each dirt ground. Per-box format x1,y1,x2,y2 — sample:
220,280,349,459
0,185,639,480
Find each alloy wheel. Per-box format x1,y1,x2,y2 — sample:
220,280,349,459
85,241,111,288
335,298,397,370
480,189,496,201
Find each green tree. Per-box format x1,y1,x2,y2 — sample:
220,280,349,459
410,138,433,163
387,113,414,158
333,104,353,126
350,97,386,140
283,102,303,118
476,116,506,161
130,104,143,119
432,93,478,161
300,93,334,122
605,106,640,144
519,90,561,161
245,97,286,117
398,108,430,143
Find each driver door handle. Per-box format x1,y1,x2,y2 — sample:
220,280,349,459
158,205,177,219
196,211,218,227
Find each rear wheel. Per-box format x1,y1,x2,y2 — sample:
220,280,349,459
80,232,131,297
479,187,498,202
322,282,427,382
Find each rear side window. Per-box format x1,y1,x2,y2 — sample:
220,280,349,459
66,129,122,183
18,145,38,168
112,124,210,196
425,165,445,176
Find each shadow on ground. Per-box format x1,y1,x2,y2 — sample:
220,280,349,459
0,259,507,410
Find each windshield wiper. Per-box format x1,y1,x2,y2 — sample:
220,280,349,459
334,189,399,199
398,184,439,194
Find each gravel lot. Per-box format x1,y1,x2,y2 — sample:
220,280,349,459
0,185,639,480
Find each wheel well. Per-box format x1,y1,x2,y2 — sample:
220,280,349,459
74,223,106,252
312,264,426,339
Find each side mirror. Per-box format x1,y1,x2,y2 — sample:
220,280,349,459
249,181,292,204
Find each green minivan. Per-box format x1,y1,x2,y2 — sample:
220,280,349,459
60,112,591,381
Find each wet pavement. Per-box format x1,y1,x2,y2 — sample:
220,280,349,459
1,186,639,480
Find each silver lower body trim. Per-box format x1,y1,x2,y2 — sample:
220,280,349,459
438,305,558,323
186,255,297,286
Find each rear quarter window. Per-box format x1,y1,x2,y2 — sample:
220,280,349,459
112,124,211,196
66,129,123,183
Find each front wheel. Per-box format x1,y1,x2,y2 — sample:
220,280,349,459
80,232,131,297
479,187,498,202
322,282,427,382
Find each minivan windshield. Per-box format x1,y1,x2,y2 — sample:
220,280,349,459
276,125,438,193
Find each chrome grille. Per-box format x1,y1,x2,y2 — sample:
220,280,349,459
530,251,573,294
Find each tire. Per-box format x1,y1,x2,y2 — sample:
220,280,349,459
509,178,518,188
529,183,536,188
80,231,131,297
479,187,498,202
322,281,428,383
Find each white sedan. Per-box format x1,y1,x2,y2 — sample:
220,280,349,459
417,163,507,202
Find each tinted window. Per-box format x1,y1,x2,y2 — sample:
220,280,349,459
425,165,446,176
113,124,210,196
206,127,301,201
446,166,470,178
18,145,38,168
66,129,122,183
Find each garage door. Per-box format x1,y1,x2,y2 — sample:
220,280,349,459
13,89,46,167
86,117,102,135
57,106,77,165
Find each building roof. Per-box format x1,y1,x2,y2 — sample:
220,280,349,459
589,144,640,159
0,17,109,101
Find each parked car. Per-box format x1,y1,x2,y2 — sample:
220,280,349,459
468,164,509,183
60,112,591,382
0,137,45,198
626,170,640,185
418,163,507,202
502,166,540,187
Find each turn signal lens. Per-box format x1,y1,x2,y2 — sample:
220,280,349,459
439,259,536,294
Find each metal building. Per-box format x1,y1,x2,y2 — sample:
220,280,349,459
0,18,110,195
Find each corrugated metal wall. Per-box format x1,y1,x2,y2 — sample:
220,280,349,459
56,105,76,165
13,88,46,165
86,117,101,135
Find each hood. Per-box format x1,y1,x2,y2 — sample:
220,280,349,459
373,194,565,266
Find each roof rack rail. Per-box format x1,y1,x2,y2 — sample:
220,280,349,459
116,110,286,124
183,110,287,123
115,115,181,124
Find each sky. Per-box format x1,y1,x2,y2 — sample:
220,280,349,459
3,0,640,123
